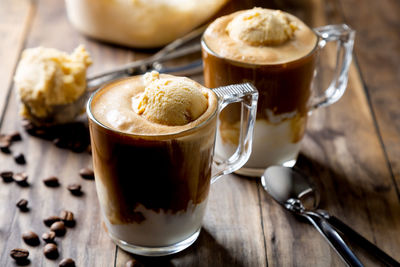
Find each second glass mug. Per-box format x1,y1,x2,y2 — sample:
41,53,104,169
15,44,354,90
202,23,355,177
87,79,258,256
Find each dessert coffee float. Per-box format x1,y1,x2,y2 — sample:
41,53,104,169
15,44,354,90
87,71,258,255
202,7,354,176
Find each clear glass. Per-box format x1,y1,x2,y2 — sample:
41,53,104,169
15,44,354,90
87,79,258,256
202,24,355,177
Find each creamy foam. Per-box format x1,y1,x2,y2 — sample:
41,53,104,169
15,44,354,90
90,74,218,135
203,8,317,65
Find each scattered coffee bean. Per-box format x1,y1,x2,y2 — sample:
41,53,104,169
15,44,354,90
59,258,76,267
1,171,14,183
0,137,11,154
16,199,29,212
67,183,82,196
79,168,94,180
126,259,143,267
10,248,29,261
42,231,56,243
10,131,22,142
43,176,60,187
50,221,66,236
22,231,40,246
43,216,61,227
14,153,26,165
60,210,75,227
13,172,28,186
43,243,59,259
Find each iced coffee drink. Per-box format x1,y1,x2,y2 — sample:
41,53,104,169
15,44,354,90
88,71,219,253
202,8,318,175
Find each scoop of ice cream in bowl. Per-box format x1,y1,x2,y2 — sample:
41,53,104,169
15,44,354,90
13,45,92,125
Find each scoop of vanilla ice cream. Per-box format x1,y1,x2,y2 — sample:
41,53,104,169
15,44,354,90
14,45,92,119
132,71,208,126
226,8,297,46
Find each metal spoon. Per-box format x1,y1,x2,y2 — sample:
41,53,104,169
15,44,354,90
262,166,363,267
262,166,400,267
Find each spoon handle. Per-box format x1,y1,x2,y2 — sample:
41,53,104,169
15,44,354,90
303,211,364,267
320,213,400,266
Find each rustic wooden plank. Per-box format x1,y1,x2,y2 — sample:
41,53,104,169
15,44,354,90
116,174,266,267
0,0,33,118
259,0,400,266
338,0,400,198
0,0,144,265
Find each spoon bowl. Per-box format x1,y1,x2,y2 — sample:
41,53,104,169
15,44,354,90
261,166,319,211
262,165,363,267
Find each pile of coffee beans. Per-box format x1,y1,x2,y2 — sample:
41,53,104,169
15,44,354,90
0,131,21,152
22,120,90,153
1,129,94,266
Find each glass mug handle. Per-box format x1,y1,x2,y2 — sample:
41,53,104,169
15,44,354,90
210,83,259,183
311,24,356,110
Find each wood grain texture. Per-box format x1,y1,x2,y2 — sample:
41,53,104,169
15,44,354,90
1,0,400,266
0,0,136,265
259,0,400,266
338,0,400,196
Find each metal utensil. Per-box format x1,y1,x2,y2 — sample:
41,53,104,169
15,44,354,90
262,166,363,267
262,166,400,267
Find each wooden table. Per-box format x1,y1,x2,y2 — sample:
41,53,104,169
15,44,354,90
1,0,399,266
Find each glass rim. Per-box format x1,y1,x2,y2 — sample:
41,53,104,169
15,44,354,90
86,77,219,139
200,30,320,67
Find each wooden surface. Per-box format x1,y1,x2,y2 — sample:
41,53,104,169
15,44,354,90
1,0,400,266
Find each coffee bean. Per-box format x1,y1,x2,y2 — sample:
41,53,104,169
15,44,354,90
1,171,14,183
10,248,29,261
67,183,82,196
10,131,22,142
60,210,75,227
22,231,40,246
14,153,26,165
50,221,66,236
42,231,56,243
59,258,76,267
13,172,28,186
43,243,59,259
79,168,94,180
43,216,61,227
43,176,60,187
16,199,29,212
0,137,11,154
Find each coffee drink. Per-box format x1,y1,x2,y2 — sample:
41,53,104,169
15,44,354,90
88,68,258,255
203,8,354,176
88,70,258,255
89,72,218,250
202,8,318,175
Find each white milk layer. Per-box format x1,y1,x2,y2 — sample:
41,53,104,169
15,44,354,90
216,119,302,169
103,201,208,247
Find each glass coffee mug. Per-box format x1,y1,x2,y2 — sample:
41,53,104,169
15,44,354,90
87,79,258,256
202,19,355,177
